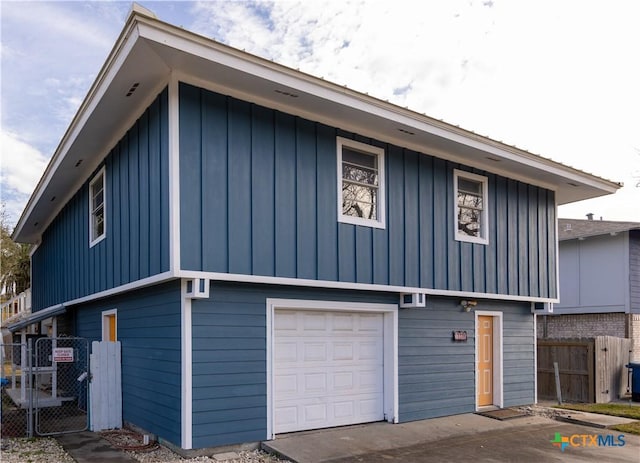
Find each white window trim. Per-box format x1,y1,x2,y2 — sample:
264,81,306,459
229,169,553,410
101,308,117,342
454,169,489,245
337,137,386,229
89,167,107,247
265,298,398,440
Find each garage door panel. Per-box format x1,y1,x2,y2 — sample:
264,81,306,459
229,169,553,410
333,313,355,330
274,311,298,330
303,313,327,331
275,341,297,362
304,372,327,392
274,310,384,433
303,342,327,361
333,342,354,360
359,340,381,360
359,314,384,332
275,406,297,429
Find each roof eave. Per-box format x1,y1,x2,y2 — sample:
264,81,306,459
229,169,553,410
13,9,622,243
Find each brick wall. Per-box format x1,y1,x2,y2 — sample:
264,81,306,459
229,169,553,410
537,313,639,361
630,314,640,361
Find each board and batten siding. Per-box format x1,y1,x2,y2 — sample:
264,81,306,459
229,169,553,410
179,83,557,299
31,88,170,311
398,299,534,421
74,281,182,446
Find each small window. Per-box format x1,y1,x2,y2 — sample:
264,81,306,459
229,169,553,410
454,169,489,244
89,167,106,246
102,309,117,342
337,137,385,228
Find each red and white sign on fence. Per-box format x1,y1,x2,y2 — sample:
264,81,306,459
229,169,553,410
52,347,74,363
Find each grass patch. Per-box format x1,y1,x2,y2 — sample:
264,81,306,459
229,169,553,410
556,403,640,435
611,421,640,435
555,403,640,420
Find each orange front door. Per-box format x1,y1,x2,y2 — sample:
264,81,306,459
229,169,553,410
107,314,116,342
477,315,493,406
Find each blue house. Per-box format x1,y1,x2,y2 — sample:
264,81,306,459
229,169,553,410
12,6,620,451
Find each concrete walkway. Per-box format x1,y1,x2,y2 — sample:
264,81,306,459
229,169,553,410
262,410,639,463
57,431,138,463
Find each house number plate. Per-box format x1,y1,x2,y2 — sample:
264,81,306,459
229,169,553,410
452,331,468,342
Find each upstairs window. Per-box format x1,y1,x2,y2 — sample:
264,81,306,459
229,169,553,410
454,169,488,244
89,167,106,246
337,137,385,228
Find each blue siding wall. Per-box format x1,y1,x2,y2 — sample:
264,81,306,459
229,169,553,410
179,83,557,299
191,281,397,448
192,281,534,447
74,281,181,446
503,306,536,406
31,89,170,310
398,299,534,421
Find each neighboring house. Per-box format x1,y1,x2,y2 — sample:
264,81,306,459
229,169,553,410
1,289,31,326
1,288,32,344
10,6,620,451
538,217,640,360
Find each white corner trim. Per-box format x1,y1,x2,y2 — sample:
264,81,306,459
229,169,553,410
265,300,273,440
475,310,504,410
169,74,181,274
554,199,560,304
181,280,193,449
265,298,398,440
533,313,538,404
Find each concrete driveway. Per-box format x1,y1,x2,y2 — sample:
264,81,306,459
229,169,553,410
263,412,639,463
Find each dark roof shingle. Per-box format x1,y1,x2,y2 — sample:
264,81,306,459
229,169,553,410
558,218,640,241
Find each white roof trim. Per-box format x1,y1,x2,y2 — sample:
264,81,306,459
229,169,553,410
13,9,621,243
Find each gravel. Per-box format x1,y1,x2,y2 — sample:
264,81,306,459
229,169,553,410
1,433,289,463
517,404,573,419
1,437,76,463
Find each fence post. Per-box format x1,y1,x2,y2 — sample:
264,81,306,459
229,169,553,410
554,361,562,405
26,339,33,438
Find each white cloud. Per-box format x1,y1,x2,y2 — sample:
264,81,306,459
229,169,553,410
184,0,640,220
0,131,48,224
2,0,638,222
0,1,120,50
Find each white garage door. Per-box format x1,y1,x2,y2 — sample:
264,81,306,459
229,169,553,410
274,309,384,433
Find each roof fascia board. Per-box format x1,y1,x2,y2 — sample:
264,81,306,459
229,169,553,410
137,19,619,194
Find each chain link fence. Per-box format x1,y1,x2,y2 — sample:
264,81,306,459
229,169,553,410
0,338,89,437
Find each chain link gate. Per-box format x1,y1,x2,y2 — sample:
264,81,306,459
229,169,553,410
1,343,28,437
1,338,89,437
34,337,89,435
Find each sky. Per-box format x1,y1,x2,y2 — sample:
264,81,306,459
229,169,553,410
1,0,639,228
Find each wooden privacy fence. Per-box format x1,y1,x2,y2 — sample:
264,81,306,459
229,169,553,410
537,336,631,403
90,341,122,431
